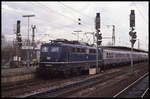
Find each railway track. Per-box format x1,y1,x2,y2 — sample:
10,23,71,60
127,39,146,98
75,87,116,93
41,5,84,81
20,62,148,98
20,70,124,98
63,62,148,97
2,79,44,91
2,72,93,97
113,72,149,98
2,62,148,97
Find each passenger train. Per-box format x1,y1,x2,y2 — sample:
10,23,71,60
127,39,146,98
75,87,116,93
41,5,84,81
36,39,148,78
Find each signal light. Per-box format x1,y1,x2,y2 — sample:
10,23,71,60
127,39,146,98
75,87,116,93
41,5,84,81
95,13,100,30
17,20,20,33
17,37,22,48
129,31,132,36
18,37,22,42
129,31,136,45
78,18,81,25
129,31,136,38
97,33,102,40
95,33,102,39
97,40,102,45
18,42,22,48
130,39,136,45
132,32,137,38
130,10,135,27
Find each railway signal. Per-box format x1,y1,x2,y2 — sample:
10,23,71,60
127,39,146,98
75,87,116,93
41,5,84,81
14,20,22,67
16,20,22,48
17,20,20,33
95,12,102,74
95,13,100,30
95,33,102,45
129,10,137,47
17,36,22,48
130,10,135,27
95,13,102,46
130,31,137,45
78,18,81,25
129,10,136,74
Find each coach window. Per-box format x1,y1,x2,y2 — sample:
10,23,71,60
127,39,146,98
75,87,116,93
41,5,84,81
111,53,113,58
77,48,80,53
74,48,77,53
81,48,85,53
89,49,91,53
93,49,96,53
72,48,75,53
79,48,82,53
106,53,109,58
89,49,92,53
89,49,94,54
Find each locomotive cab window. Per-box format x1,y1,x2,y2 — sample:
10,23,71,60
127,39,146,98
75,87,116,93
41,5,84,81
51,47,59,52
41,46,48,52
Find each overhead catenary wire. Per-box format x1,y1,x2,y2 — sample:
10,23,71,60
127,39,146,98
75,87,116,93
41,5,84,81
57,2,101,43
3,2,76,41
57,2,96,30
3,2,102,44
31,2,94,42
2,2,148,50
58,3,95,42
130,2,148,51
57,2,94,19
132,2,148,25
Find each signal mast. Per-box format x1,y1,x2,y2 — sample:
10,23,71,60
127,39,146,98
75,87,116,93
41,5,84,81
95,13,102,73
129,10,137,74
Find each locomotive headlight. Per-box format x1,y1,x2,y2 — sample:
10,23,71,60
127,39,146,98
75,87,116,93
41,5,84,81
47,57,51,60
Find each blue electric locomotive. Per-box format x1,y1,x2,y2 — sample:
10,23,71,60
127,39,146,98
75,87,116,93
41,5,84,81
37,39,103,77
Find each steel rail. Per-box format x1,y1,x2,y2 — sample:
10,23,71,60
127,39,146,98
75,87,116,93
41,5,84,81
141,88,149,98
113,72,148,98
21,70,124,98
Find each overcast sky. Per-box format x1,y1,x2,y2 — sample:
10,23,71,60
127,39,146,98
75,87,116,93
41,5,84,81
2,1,149,51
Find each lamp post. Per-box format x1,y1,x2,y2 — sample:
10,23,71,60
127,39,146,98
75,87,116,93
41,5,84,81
22,14,35,68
